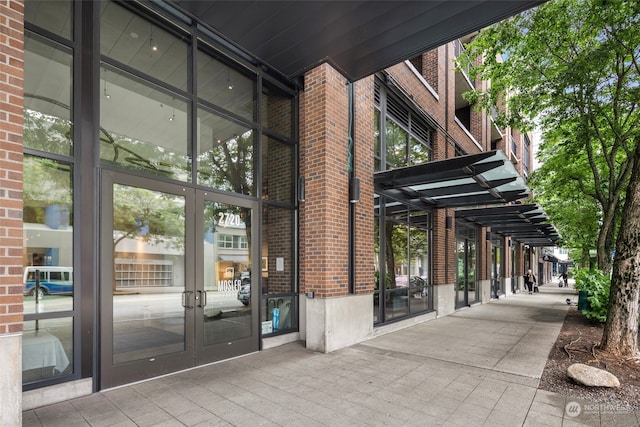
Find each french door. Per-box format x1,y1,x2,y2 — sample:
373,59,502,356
100,171,259,389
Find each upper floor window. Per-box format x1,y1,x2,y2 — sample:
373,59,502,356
374,81,434,172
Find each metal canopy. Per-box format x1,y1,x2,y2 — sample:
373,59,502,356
456,204,561,246
374,150,530,210
174,1,545,81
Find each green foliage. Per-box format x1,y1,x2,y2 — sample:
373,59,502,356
574,269,610,322
458,0,640,272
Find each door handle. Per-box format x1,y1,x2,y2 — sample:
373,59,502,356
182,291,194,308
197,290,207,308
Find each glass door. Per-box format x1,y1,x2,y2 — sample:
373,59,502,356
100,172,259,388
195,193,259,364
100,172,194,388
455,224,477,309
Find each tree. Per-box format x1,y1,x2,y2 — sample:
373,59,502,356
530,122,612,266
112,185,185,292
459,0,640,357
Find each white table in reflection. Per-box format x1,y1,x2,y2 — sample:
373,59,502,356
22,330,70,373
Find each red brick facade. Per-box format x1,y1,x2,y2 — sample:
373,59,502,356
353,77,375,294
0,0,24,335
299,63,351,298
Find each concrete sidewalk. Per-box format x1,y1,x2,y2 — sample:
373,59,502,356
22,287,640,426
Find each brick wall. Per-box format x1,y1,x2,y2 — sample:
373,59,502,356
422,49,439,93
353,77,375,294
299,63,350,298
0,0,24,335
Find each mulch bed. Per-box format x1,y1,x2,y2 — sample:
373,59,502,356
538,307,640,409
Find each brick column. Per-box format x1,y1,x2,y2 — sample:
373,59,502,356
0,0,25,425
300,63,350,298
353,77,375,295
300,63,373,352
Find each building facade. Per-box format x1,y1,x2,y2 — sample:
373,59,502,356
0,1,556,423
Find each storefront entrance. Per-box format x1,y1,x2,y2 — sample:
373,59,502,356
99,172,259,388
455,224,478,308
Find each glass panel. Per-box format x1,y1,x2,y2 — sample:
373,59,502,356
408,227,430,313
202,201,252,346
197,49,255,121
468,238,477,303
25,0,72,40
374,109,381,171
386,221,409,320
100,0,188,91
386,287,409,320
409,136,430,165
262,81,293,138
112,184,186,364
260,205,295,334
23,156,73,314
100,66,190,181
22,318,73,384
197,107,255,194
456,237,466,307
262,206,295,295
263,296,295,333
24,34,73,156
262,136,294,204
374,218,380,323
385,119,407,168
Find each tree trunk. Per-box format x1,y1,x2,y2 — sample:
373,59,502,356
600,147,640,358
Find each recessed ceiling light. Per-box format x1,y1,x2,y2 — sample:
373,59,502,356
130,32,139,39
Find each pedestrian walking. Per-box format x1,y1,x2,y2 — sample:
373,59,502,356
562,271,568,287
525,269,537,294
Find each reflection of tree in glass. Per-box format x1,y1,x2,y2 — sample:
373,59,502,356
24,94,185,179
23,156,72,224
101,130,189,180
197,130,254,194
112,185,185,291
24,107,72,155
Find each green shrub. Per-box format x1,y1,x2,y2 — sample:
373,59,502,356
573,269,610,322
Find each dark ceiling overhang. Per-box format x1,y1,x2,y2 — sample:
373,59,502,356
456,204,561,247
173,1,545,81
375,150,529,210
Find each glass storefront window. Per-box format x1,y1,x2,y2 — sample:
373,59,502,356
23,156,73,314
203,200,252,345
262,296,295,333
100,0,188,92
385,119,407,168
22,318,73,385
112,184,186,364
24,34,73,156
25,0,72,40
197,107,255,194
100,66,190,181
374,208,432,323
262,136,294,204
261,205,295,333
197,49,256,121
262,81,294,138
409,136,430,165
374,109,382,171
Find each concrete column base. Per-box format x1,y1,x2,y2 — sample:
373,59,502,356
0,334,22,427
435,283,455,317
305,294,373,353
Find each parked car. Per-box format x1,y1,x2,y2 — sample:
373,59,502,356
237,273,251,306
23,266,73,298
237,282,250,305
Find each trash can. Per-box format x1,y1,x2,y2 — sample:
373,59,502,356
577,290,591,311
